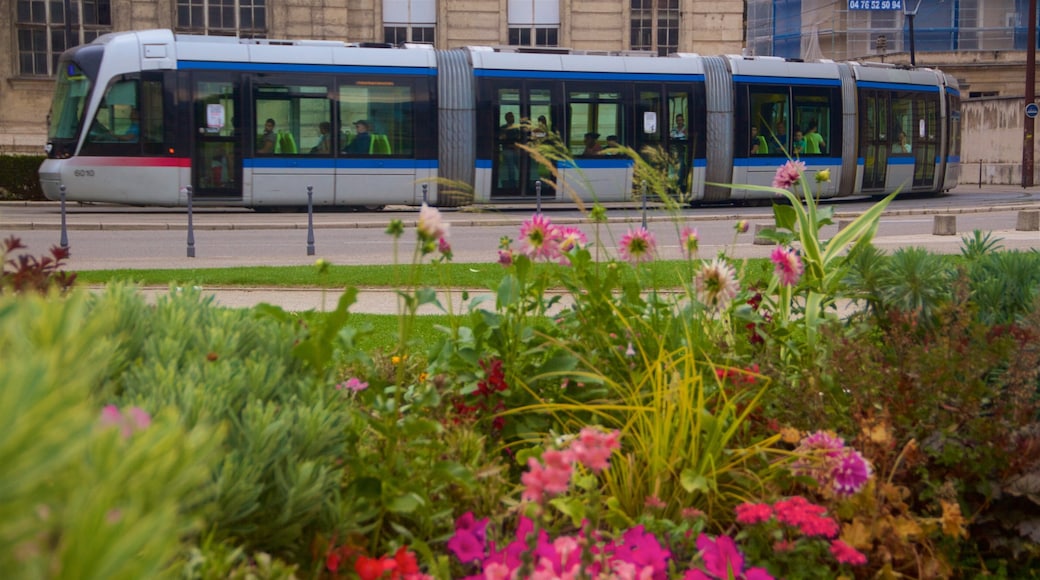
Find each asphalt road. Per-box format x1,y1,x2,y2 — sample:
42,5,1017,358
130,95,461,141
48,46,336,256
2,184,1038,312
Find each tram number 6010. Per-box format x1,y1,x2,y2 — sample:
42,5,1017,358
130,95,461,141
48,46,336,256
73,169,95,177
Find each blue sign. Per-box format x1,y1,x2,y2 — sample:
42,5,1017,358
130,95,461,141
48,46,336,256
1027,103,1039,119
848,0,903,9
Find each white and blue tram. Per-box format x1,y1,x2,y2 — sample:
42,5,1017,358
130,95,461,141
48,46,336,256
39,29,961,208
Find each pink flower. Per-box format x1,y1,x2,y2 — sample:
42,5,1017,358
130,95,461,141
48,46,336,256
619,227,657,263
770,246,804,286
773,496,840,538
557,226,588,254
337,377,369,392
99,404,151,438
645,495,666,509
830,539,868,566
680,226,700,258
497,248,514,267
735,502,773,525
521,449,575,502
519,213,561,261
832,449,872,496
772,160,806,189
569,427,621,473
417,202,448,240
799,431,845,454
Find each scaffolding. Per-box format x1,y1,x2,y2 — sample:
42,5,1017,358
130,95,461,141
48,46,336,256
746,0,1033,61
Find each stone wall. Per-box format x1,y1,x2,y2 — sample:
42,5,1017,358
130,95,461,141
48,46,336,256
961,97,1040,186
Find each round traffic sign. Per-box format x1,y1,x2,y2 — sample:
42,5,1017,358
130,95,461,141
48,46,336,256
1027,102,1039,119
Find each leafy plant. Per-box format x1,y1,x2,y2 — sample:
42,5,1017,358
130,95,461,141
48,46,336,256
0,235,76,295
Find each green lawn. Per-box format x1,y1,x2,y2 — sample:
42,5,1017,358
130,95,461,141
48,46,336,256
74,259,775,289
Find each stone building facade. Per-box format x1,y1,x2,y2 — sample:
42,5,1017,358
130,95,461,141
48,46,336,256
3,0,1035,184
0,0,745,153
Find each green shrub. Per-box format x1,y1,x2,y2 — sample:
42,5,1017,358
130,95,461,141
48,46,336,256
0,291,222,579
88,285,355,560
0,154,46,201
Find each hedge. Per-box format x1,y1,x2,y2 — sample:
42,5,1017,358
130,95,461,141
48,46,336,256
0,155,47,201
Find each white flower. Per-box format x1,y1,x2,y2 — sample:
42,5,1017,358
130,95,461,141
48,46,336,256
694,257,741,311
417,203,448,241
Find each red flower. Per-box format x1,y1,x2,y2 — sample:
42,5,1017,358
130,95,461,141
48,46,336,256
355,555,394,580
392,546,421,577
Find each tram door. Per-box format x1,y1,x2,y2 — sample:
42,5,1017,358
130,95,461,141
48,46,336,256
492,84,555,198
859,90,889,191
192,75,243,200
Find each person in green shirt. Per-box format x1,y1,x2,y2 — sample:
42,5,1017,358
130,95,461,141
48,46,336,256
804,120,826,154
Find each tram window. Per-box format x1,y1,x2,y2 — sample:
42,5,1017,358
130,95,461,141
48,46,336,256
792,87,836,156
82,78,145,155
567,89,621,156
748,86,791,155
338,84,414,156
637,90,663,147
255,84,330,155
892,93,913,146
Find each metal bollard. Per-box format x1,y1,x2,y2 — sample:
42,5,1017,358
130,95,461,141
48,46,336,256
59,184,69,253
641,180,648,229
306,185,315,256
185,186,196,257
536,180,542,213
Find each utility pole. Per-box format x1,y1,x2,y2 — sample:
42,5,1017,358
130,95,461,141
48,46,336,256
1024,0,1037,187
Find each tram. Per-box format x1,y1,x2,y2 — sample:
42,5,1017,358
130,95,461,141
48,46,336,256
38,29,961,208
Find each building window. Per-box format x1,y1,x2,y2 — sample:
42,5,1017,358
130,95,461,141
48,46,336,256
176,0,267,37
16,0,111,76
631,0,678,56
383,0,436,45
384,26,435,45
508,0,560,47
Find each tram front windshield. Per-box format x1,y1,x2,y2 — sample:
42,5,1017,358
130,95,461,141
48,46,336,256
48,60,93,143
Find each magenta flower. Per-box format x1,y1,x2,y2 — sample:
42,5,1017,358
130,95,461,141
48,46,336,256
793,431,872,496
438,236,452,258
447,528,486,564
618,227,657,263
832,449,873,496
770,245,804,286
607,526,672,576
519,213,561,261
772,160,806,189
680,226,700,258
693,534,774,580
830,539,868,566
497,248,513,267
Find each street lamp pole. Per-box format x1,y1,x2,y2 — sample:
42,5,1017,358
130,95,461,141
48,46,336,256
903,0,922,67
1024,0,1037,187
